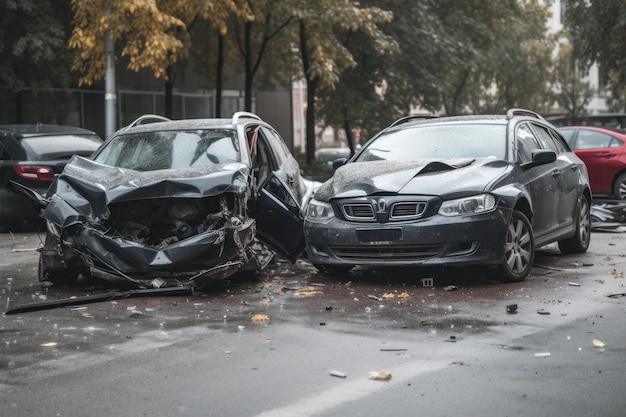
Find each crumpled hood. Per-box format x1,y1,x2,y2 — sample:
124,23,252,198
43,155,250,227
314,159,509,201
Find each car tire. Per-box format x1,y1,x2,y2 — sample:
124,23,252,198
558,196,591,254
496,210,534,283
38,254,79,285
613,172,626,200
313,263,354,276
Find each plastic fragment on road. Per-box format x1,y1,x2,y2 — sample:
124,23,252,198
534,352,551,358
367,295,383,301
81,312,93,318
443,285,458,291
40,342,58,347
294,287,323,297
537,309,550,315
251,314,269,322
368,370,392,380
380,348,408,352
592,339,605,347
129,310,144,317
506,304,518,314
568,282,581,287
330,370,347,378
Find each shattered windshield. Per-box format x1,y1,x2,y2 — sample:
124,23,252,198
355,124,507,162
93,129,239,171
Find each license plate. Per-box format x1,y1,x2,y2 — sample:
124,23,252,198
356,228,403,242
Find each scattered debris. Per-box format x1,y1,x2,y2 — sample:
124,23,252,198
568,282,581,287
607,293,626,298
380,348,408,352
367,295,383,301
129,310,144,318
382,293,396,299
40,342,58,348
534,352,551,358
445,335,457,342
251,314,269,322
397,292,410,299
592,339,606,348
443,285,458,291
506,304,518,314
421,278,434,287
368,370,392,380
537,309,551,315
330,370,347,378
294,287,323,297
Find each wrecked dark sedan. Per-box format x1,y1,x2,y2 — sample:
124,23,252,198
304,109,592,282
17,113,314,290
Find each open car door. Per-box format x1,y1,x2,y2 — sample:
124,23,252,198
250,174,305,263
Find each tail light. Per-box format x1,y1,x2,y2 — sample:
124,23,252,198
14,165,56,182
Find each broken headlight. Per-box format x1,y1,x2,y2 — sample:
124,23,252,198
306,199,334,223
46,220,63,239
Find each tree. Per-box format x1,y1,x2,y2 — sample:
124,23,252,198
293,1,393,163
69,0,211,118
0,0,75,122
552,43,594,124
565,0,626,112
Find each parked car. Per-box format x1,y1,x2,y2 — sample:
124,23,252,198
315,146,352,166
14,113,316,290
0,124,103,232
558,126,626,199
304,109,592,282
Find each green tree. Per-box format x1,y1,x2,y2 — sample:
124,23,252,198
565,0,626,112
553,43,594,124
294,0,393,163
0,0,75,122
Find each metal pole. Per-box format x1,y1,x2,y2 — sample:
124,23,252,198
105,30,116,138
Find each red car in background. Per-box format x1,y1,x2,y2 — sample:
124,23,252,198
559,126,626,199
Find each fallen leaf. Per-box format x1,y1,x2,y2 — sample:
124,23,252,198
251,314,269,322
382,293,395,299
368,370,392,380
81,312,94,318
294,287,323,297
592,339,605,347
397,292,410,299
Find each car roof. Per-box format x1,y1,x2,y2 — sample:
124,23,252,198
559,125,626,136
0,124,97,138
116,112,268,135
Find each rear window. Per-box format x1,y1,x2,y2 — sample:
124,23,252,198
355,124,507,162
21,135,102,160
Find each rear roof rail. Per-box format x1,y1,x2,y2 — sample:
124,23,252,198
123,114,171,131
506,108,545,121
232,111,262,125
388,114,437,128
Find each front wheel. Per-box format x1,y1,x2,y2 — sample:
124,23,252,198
38,254,79,285
496,210,534,283
558,196,591,254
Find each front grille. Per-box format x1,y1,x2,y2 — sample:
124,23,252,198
390,202,427,220
331,245,444,261
342,203,375,221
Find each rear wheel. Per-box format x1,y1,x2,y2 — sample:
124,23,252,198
38,254,79,285
496,210,534,283
313,263,354,276
613,172,626,200
558,196,591,254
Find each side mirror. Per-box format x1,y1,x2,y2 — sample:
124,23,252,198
332,158,348,170
523,149,557,169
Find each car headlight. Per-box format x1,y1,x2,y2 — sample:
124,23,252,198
306,199,335,223
439,194,496,217
46,220,63,239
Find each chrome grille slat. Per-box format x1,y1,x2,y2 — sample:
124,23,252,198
390,202,426,219
331,245,443,261
342,203,375,221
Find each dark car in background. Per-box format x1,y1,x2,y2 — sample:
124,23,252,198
15,113,316,291
304,109,592,283
0,124,103,231
559,126,626,199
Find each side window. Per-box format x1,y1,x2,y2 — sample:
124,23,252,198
548,130,570,153
532,124,562,153
261,126,290,166
558,130,576,149
575,130,615,150
516,123,541,164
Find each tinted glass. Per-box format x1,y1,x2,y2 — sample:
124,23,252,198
94,129,239,171
516,124,541,164
355,124,507,162
20,135,102,160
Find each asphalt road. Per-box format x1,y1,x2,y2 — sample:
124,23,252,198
1,230,625,417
